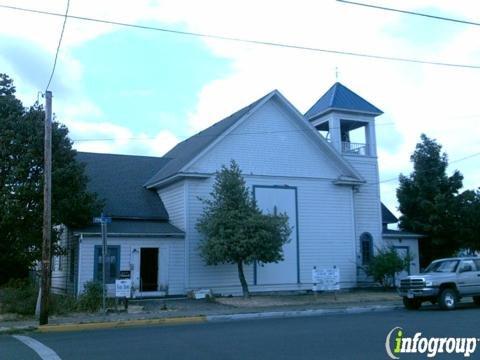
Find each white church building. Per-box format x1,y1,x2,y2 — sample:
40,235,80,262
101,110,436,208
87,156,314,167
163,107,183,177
52,82,420,297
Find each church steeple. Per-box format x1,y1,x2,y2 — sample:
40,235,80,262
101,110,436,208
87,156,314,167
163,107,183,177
305,83,382,158
305,82,383,121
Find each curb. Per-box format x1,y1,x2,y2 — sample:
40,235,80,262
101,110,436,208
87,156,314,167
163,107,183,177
0,325,38,335
0,304,401,334
206,304,401,322
36,315,207,333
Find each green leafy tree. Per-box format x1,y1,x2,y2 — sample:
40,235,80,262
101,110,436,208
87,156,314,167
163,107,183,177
364,247,412,288
397,134,463,267
0,74,102,284
456,189,480,253
196,160,291,297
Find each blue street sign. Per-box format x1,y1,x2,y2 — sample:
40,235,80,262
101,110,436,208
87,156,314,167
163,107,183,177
93,215,112,224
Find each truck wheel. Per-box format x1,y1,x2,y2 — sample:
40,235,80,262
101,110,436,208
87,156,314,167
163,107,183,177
403,297,421,310
473,296,480,306
438,288,458,310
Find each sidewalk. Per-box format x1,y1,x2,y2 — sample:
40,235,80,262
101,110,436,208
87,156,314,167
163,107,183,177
0,290,402,334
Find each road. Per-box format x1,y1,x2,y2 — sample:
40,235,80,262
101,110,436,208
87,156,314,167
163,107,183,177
1,304,479,360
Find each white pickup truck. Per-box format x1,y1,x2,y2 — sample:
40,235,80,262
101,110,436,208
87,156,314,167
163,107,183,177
398,257,480,310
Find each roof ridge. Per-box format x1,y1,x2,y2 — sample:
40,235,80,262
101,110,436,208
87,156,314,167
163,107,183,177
77,151,170,160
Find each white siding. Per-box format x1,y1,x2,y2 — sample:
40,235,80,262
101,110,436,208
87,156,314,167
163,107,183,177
158,181,186,231
186,98,343,180
384,237,420,275
77,237,185,296
185,175,357,295
176,97,362,295
51,226,76,295
344,155,383,282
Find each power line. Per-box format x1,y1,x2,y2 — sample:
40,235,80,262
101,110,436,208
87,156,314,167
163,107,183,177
378,151,480,184
45,0,70,91
70,122,397,143
1,3,480,69
337,0,480,27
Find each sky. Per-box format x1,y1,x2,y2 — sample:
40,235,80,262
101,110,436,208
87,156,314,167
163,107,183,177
1,0,480,215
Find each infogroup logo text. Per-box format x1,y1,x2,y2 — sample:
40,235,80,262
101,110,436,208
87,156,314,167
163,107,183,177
385,327,479,359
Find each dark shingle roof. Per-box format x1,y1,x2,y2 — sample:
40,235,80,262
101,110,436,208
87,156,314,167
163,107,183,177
382,229,423,238
144,93,271,187
381,203,398,224
304,82,383,120
76,152,171,220
74,219,183,236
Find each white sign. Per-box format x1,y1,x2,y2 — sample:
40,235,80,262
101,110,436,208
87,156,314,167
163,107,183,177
115,279,132,298
312,267,340,291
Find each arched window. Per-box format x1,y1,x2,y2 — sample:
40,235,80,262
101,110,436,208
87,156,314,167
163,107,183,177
360,232,373,265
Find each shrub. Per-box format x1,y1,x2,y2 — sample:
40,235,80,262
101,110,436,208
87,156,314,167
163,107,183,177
0,279,37,315
77,281,103,312
50,294,78,315
363,247,412,288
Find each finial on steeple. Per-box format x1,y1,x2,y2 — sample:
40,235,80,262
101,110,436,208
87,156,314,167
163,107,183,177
335,66,339,82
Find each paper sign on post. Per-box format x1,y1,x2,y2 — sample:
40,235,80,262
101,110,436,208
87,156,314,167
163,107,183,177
115,279,132,298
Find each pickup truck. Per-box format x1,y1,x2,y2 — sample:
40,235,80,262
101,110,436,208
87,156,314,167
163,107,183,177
398,257,480,310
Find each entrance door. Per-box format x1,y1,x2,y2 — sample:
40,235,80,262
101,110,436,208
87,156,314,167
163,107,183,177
394,246,410,286
140,248,159,292
254,186,298,285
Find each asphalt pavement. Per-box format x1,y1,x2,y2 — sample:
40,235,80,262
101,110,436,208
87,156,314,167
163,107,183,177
1,303,479,360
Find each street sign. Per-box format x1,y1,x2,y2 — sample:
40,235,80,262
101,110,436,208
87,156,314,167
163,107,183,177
115,279,132,298
93,215,112,224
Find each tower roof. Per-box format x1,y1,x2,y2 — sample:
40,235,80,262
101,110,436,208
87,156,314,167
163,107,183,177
304,82,383,120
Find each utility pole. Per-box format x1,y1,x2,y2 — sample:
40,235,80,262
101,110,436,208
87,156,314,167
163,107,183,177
102,219,107,313
39,91,52,326
94,213,111,314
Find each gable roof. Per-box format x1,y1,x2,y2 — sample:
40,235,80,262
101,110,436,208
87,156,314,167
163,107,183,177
145,90,365,188
144,93,272,188
76,152,171,220
381,203,398,224
304,82,383,120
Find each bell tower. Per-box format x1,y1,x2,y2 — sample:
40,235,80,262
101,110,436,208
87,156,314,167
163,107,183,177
305,82,384,283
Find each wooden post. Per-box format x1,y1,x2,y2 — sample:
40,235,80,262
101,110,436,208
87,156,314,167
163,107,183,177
101,218,107,313
39,91,52,325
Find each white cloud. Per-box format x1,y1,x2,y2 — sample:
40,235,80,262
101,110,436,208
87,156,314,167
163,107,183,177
148,0,480,212
1,0,479,212
64,118,179,156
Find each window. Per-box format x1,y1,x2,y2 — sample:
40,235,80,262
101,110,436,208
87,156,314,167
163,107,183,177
425,260,459,273
94,246,120,284
459,260,476,273
360,232,373,265
475,260,480,271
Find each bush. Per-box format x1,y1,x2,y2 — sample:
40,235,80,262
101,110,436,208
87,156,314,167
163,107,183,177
77,281,103,312
50,294,78,315
0,279,37,315
363,247,412,288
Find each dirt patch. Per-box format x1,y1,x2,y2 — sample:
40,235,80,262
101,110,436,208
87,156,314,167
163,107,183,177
215,290,399,308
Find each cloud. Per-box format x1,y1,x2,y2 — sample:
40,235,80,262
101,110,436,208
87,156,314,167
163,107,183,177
2,0,479,215
64,118,179,156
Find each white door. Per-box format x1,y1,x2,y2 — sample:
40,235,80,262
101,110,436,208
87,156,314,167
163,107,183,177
254,187,298,285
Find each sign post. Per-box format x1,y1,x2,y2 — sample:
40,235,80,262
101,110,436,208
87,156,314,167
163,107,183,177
93,213,112,313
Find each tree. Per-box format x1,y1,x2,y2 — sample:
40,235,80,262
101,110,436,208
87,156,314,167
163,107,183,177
397,134,464,266
363,247,412,288
456,189,480,253
0,74,102,284
196,160,291,297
